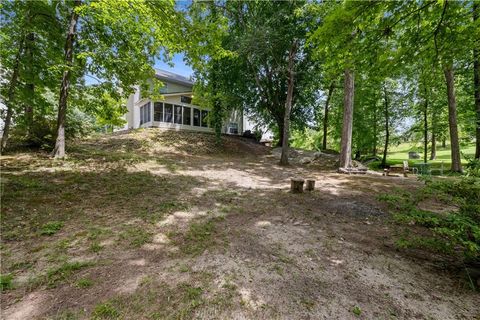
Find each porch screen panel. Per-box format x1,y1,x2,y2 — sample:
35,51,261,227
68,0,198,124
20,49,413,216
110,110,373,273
183,107,191,125
193,108,201,126
174,105,182,124
164,103,173,123
201,110,209,127
154,102,163,122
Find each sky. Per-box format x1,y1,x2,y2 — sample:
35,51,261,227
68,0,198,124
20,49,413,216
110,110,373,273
154,53,193,78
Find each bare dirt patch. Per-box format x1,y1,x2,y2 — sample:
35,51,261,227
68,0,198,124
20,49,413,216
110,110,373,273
1,129,478,319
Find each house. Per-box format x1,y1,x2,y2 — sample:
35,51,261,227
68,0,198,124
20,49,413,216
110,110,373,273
122,69,248,135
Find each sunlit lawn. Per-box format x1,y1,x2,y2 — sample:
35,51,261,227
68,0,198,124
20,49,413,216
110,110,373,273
384,142,475,171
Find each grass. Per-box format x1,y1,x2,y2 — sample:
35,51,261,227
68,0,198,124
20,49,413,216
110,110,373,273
0,274,14,291
170,217,225,256
119,226,153,248
386,142,474,167
76,278,94,288
43,261,93,288
40,221,64,236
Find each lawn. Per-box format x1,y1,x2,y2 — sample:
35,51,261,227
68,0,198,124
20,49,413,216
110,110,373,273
368,142,476,172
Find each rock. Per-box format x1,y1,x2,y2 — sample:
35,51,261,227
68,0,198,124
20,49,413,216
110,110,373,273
299,157,313,164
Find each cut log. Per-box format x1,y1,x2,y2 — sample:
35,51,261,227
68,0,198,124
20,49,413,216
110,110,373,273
290,178,304,193
305,179,315,191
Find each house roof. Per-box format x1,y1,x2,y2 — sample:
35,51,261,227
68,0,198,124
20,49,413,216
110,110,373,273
154,69,194,87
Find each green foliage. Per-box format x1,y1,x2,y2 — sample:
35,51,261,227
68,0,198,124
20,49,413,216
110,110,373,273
0,274,14,291
380,177,480,259
40,221,64,236
464,154,480,177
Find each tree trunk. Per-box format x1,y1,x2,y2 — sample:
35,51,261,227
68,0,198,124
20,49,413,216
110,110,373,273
53,0,80,159
280,41,297,166
1,35,25,153
276,117,284,147
442,138,446,148
322,81,335,150
339,69,354,169
430,108,437,160
372,103,377,156
443,65,462,172
430,131,437,160
423,86,428,164
381,85,389,168
25,32,35,139
474,2,480,159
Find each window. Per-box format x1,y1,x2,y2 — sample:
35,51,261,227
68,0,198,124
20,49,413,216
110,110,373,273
201,110,209,127
183,107,191,125
154,102,163,122
228,123,238,134
164,103,173,123
140,102,151,125
174,105,182,124
193,108,201,126
181,96,192,104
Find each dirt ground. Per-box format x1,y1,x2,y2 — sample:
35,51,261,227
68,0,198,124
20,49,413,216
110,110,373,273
1,129,479,320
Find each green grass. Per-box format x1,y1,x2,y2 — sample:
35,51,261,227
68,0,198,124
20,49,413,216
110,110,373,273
119,226,152,248
170,217,225,256
0,274,14,291
76,278,94,288
40,221,64,236
44,261,93,288
387,142,474,166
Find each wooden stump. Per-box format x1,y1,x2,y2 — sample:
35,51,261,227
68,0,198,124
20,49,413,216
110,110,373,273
305,179,315,191
291,178,304,193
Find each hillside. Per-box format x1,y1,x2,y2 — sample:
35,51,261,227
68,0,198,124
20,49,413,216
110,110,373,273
1,129,479,320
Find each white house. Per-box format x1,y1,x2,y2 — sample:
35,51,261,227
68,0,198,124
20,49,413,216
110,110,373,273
122,69,251,135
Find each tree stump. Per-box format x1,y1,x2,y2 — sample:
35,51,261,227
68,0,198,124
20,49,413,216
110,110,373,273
305,179,315,191
290,178,304,193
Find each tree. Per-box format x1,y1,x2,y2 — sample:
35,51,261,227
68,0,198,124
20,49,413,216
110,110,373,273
50,0,180,158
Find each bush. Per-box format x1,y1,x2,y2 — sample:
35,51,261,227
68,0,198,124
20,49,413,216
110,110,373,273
464,154,480,178
379,177,480,259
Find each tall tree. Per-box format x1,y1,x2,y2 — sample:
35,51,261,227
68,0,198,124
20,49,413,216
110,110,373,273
52,0,80,158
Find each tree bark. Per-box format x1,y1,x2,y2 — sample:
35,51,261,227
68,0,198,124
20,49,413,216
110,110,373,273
430,108,437,160
443,65,462,172
339,69,354,169
280,41,297,166
25,32,35,139
474,2,480,159
381,85,389,168
1,35,25,153
442,137,446,148
322,81,335,150
423,86,428,164
372,102,377,156
53,0,80,159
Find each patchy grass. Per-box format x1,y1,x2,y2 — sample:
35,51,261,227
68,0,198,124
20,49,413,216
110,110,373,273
76,278,94,288
40,221,64,236
119,226,152,248
92,302,119,319
43,261,93,288
0,274,14,291
170,217,225,256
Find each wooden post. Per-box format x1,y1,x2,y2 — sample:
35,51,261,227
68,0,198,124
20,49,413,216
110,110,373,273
305,179,315,191
290,178,304,193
